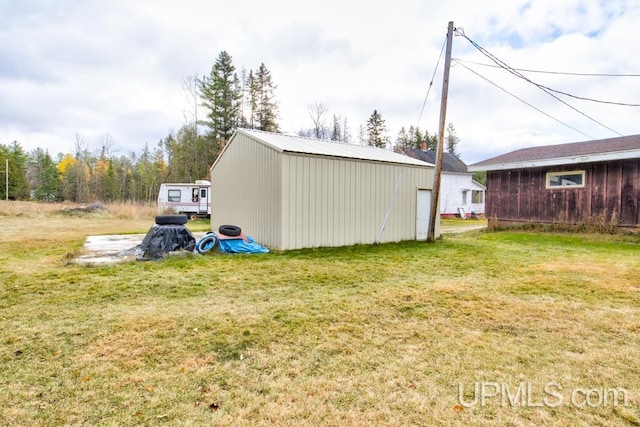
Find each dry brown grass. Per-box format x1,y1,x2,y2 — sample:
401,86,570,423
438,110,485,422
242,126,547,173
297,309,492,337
0,204,639,426
0,200,158,219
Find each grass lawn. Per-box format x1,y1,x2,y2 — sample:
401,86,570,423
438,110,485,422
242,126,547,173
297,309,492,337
1,202,639,426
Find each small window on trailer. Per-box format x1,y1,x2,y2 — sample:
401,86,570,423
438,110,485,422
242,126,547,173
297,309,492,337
546,170,585,189
168,189,181,202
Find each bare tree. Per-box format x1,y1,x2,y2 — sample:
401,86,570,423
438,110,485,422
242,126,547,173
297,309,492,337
99,132,115,158
182,74,200,137
308,102,329,139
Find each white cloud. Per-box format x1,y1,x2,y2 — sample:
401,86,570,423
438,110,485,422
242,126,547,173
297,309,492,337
1,0,639,163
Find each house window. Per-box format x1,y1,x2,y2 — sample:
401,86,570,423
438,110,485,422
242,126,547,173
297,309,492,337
462,190,468,205
472,190,484,204
168,189,181,202
546,170,585,188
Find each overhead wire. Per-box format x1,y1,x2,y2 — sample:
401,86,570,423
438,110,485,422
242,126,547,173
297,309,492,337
453,59,594,139
456,29,625,135
416,35,447,127
452,58,640,78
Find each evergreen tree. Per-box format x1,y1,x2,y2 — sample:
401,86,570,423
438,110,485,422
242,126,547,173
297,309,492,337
445,122,461,157
0,146,8,199
366,110,389,148
413,127,424,149
244,70,258,129
252,63,280,132
1,141,30,200
162,125,211,183
395,127,410,150
425,131,438,151
31,148,60,201
103,158,119,202
58,153,80,202
200,51,242,144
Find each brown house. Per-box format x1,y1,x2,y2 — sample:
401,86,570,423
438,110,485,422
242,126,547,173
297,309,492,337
468,134,640,229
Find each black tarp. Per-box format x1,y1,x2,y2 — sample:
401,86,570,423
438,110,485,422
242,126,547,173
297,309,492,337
137,224,196,260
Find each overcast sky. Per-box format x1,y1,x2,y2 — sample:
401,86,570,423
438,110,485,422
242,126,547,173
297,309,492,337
2,0,639,164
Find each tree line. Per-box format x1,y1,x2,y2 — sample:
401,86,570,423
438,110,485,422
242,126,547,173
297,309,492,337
2,50,461,203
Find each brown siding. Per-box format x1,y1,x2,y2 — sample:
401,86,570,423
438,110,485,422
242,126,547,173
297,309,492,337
590,162,606,215
606,161,621,219
621,160,639,226
486,159,640,227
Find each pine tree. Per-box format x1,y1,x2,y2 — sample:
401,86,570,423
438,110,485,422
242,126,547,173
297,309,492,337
413,127,424,149
425,131,438,151
1,141,30,200
395,127,410,149
200,51,242,143
445,122,461,157
31,148,60,201
366,110,389,148
252,63,280,132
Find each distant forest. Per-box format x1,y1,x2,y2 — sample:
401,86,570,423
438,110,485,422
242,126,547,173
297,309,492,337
1,51,460,204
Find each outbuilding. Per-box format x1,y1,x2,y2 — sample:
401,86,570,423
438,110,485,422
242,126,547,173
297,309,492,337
468,134,640,229
210,129,438,250
401,148,485,218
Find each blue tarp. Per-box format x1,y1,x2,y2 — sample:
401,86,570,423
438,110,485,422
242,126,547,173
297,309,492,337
195,232,269,254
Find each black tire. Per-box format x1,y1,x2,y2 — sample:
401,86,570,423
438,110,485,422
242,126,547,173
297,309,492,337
155,214,188,225
219,224,241,236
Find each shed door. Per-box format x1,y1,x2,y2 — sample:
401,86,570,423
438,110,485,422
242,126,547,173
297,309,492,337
416,189,432,240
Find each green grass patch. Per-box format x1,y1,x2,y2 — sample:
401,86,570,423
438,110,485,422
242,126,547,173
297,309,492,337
1,214,639,425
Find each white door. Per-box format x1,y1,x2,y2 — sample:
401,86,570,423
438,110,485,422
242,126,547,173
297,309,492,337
199,188,208,213
416,189,431,240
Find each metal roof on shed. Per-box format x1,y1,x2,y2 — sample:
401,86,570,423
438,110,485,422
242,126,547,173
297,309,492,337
236,129,433,167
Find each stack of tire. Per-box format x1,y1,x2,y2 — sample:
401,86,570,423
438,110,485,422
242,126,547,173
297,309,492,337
137,214,195,260
195,224,242,254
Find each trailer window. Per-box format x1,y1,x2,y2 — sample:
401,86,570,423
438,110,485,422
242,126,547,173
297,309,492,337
168,189,181,202
546,170,585,188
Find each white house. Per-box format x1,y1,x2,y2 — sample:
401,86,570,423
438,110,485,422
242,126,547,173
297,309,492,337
210,129,438,250
401,148,486,218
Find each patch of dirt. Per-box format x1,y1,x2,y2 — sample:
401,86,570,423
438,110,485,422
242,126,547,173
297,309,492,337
59,203,109,217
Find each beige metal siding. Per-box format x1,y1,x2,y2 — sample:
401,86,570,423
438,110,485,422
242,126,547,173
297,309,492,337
210,133,282,248
281,153,434,250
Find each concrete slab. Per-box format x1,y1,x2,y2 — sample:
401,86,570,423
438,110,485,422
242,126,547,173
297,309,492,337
76,232,206,266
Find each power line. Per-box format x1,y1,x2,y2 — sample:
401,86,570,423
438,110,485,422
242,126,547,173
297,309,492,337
453,59,594,139
417,35,447,127
452,58,640,78
457,30,624,135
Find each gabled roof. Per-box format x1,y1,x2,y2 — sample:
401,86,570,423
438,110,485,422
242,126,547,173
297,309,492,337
233,129,433,167
468,134,640,171
400,148,469,173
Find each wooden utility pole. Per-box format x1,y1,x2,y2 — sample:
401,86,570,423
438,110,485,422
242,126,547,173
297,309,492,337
427,21,454,241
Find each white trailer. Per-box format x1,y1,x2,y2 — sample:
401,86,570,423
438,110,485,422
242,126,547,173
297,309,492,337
157,180,211,219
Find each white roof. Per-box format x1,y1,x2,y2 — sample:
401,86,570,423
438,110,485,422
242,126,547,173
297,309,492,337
237,129,433,167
